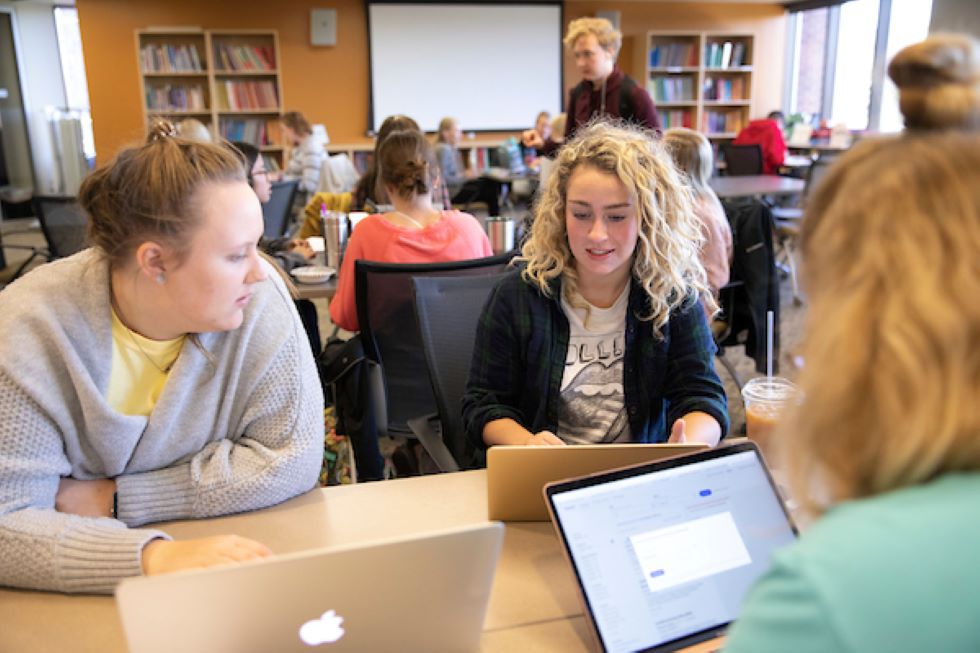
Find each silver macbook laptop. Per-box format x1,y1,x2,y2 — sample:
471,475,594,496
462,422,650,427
544,441,797,653
487,444,706,521
116,522,504,653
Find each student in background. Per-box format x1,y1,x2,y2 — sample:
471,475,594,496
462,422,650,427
521,110,551,169
733,110,787,175
434,116,503,216
351,114,450,212
663,128,733,312
463,122,727,449
329,128,492,332
175,118,212,143
725,33,980,651
281,110,327,199
522,17,660,155
230,141,322,357
0,122,323,594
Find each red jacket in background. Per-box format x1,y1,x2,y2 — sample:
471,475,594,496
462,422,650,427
734,119,787,175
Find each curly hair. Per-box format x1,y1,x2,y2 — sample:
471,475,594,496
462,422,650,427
520,120,712,337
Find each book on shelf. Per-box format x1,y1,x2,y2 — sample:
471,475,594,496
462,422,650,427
215,80,279,111
649,42,696,68
212,43,276,72
721,42,733,69
145,84,206,111
703,77,746,101
220,117,282,146
657,109,693,129
732,42,746,67
647,76,694,103
141,44,204,73
702,110,745,134
262,154,281,173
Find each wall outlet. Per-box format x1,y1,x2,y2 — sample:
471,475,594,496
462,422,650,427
311,8,337,47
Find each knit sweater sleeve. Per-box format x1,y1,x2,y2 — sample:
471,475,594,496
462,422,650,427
0,370,171,594
115,275,324,527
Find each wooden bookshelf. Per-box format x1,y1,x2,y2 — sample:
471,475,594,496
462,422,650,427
136,29,285,168
647,31,754,138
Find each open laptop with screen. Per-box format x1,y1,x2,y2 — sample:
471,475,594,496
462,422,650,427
544,441,797,653
488,444,706,521
116,522,503,653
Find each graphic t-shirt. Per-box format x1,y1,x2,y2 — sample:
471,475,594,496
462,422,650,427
557,285,632,444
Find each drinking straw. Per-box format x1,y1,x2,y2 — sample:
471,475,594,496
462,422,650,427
766,310,774,380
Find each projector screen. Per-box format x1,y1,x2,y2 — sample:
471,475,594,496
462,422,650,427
367,2,563,133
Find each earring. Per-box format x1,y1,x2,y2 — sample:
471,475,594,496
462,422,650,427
156,274,166,284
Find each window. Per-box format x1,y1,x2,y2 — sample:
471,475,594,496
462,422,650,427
53,7,95,160
784,0,932,133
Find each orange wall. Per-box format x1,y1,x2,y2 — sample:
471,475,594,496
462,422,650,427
78,0,786,164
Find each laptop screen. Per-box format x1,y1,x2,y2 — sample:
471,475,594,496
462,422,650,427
547,446,796,653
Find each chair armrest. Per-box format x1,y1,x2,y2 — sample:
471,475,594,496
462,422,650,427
407,414,461,473
364,359,388,439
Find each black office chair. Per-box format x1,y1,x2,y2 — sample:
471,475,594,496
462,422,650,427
8,196,88,280
262,179,299,239
716,198,780,376
410,271,512,473
720,144,764,176
351,251,516,480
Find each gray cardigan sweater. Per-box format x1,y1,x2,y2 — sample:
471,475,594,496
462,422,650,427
0,249,323,594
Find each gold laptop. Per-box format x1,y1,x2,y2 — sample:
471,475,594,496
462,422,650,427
486,443,707,521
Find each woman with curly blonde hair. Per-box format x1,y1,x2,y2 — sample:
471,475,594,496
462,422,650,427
725,33,980,651
463,121,728,448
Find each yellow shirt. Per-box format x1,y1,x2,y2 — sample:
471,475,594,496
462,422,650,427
106,309,185,416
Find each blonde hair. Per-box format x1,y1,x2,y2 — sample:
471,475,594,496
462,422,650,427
175,118,212,143
778,131,980,515
663,128,715,199
551,113,568,143
436,116,457,143
521,121,712,336
888,33,980,131
563,17,621,58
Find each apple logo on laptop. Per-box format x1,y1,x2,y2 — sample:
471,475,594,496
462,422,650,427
299,610,345,646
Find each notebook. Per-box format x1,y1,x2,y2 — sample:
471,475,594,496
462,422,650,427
544,441,797,653
116,522,504,653
487,443,706,521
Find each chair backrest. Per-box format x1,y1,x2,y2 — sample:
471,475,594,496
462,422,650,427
354,251,516,435
262,179,298,239
33,196,88,258
412,271,511,469
803,154,835,201
720,144,763,176
719,198,780,374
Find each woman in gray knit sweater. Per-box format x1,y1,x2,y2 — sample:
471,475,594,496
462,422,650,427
0,121,324,594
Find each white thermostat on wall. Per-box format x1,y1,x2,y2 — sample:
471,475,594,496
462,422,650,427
311,8,337,47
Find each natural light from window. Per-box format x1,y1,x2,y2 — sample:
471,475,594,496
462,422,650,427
53,7,95,160
879,0,934,132
830,0,879,130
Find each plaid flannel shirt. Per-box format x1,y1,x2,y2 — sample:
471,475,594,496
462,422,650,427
462,270,729,448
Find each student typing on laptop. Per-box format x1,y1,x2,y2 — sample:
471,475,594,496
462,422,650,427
463,122,728,449
0,121,323,594
725,34,980,651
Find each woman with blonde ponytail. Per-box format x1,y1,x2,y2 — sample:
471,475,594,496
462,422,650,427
0,121,323,594
328,128,492,331
725,33,980,651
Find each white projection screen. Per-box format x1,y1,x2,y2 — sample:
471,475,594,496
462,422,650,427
367,2,563,133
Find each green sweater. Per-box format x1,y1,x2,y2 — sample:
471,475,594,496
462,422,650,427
725,473,980,652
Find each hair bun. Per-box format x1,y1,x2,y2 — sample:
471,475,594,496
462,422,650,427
147,119,178,143
888,33,980,130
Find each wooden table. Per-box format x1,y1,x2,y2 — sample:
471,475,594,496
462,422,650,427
710,175,805,200
0,471,593,653
293,277,337,301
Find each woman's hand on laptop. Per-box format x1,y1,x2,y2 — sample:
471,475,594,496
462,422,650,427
141,535,273,576
669,412,722,446
526,430,566,446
